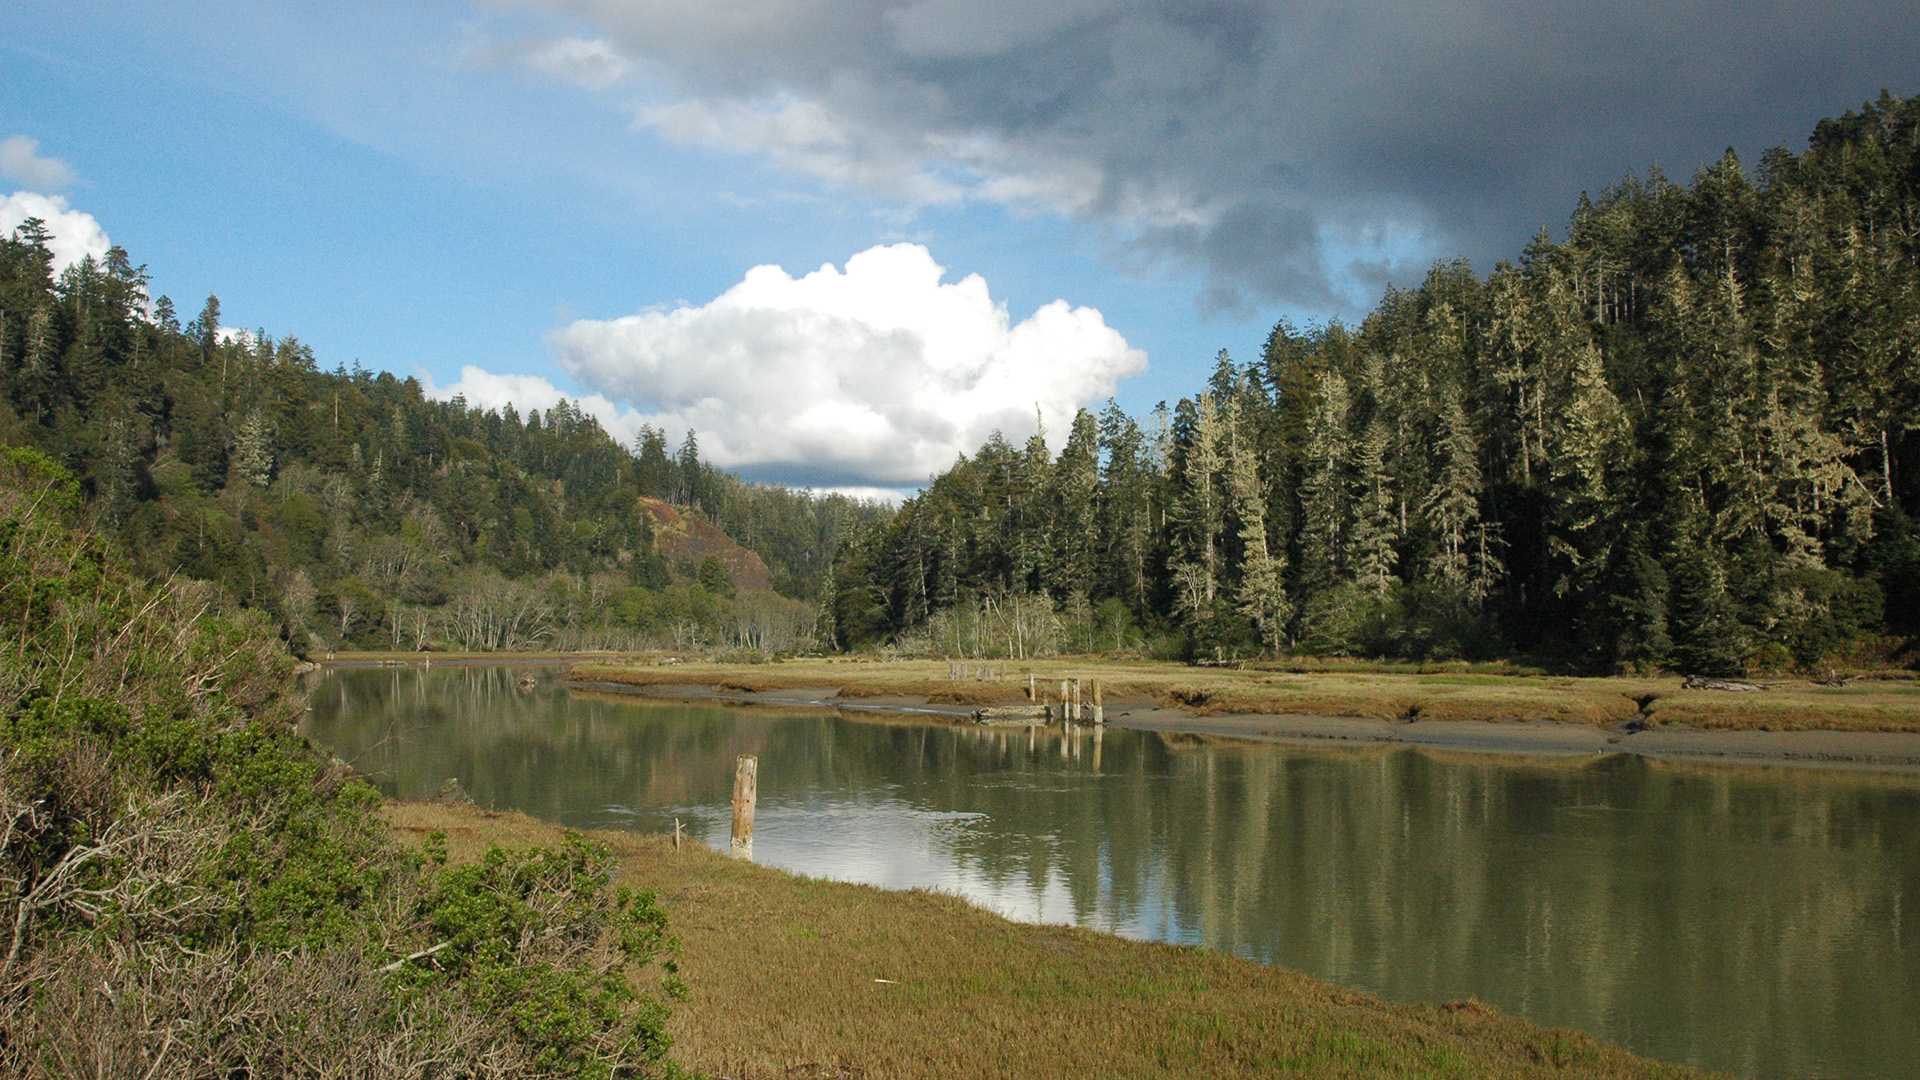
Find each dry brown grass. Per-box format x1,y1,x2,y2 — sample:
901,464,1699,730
388,802,1716,1080
569,656,1920,733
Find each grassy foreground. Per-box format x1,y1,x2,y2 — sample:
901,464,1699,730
569,655,1920,733
389,801,1713,1080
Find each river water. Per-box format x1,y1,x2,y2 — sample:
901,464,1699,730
302,664,1920,1080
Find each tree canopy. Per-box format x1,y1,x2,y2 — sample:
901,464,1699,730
0,234,882,654
828,92,1920,674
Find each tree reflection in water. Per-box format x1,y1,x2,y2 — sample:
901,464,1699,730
305,665,1920,1080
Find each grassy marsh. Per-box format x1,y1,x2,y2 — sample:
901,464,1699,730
388,801,1716,1080
566,655,1920,733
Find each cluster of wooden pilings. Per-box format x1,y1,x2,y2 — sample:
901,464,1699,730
948,662,1106,725
725,675,1114,859
1030,675,1104,724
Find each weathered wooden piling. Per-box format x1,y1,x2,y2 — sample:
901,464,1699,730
1092,679,1104,725
730,755,757,860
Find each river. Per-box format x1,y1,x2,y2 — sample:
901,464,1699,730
302,664,1920,1080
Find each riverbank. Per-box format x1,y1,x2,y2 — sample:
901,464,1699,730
564,656,1920,770
386,800,1716,1080
318,649,649,667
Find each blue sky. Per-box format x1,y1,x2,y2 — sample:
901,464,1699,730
6,0,1914,491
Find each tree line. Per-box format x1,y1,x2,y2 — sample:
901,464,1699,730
827,91,1920,674
0,228,880,653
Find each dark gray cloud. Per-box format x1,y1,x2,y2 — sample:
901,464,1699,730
510,0,1920,311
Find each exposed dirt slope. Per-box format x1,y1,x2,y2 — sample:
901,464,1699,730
639,496,772,592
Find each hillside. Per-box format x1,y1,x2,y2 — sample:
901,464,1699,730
639,496,773,594
0,228,884,653
829,91,1920,676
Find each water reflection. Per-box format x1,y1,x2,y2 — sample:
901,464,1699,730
304,665,1920,1080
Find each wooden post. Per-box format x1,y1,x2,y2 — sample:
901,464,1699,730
1059,680,1069,718
730,755,757,860
673,817,683,851
1092,679,1104,725
1028,673,1036,701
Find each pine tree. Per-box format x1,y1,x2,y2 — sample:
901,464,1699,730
1293,369,1349,642
1051,409,1100,602
1227,397,1289,653
1349,410,1398,595
1096,401,1157,618
1169,392,1225,638
233,408,277,489
1428,380,1482,595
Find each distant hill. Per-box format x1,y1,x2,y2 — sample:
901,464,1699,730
0,226,889,652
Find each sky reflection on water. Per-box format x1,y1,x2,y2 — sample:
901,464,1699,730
304,664,1920,1080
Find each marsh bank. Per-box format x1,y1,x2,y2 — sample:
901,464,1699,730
308,662,1920,1079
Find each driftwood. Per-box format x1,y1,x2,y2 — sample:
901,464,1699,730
380,940,452,973
1681,675,1767,692
972,705,1052,726
1189,658,1247,670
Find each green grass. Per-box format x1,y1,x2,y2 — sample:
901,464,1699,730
391,801,1725,1080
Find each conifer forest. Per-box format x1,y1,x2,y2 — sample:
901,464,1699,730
5,94,1919,675
0,231,881,655
826,93,1920,674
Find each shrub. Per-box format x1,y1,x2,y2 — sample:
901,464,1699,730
0,453,688,1078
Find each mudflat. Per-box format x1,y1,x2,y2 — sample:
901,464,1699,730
1101,706,1920,770
565,656,1920,770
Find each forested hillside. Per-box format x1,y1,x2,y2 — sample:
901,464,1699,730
829,92,1920,674
0,230,880,653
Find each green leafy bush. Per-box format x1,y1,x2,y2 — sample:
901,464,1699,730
0,452,688,1078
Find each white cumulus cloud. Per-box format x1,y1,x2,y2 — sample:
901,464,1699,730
433,244,1145,488
1,190,111,272
0,136,75,190
550,243,1145,485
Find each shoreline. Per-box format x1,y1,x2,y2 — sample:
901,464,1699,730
388,800,1716,1079
562,670,1920,773
315,652,1920,771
